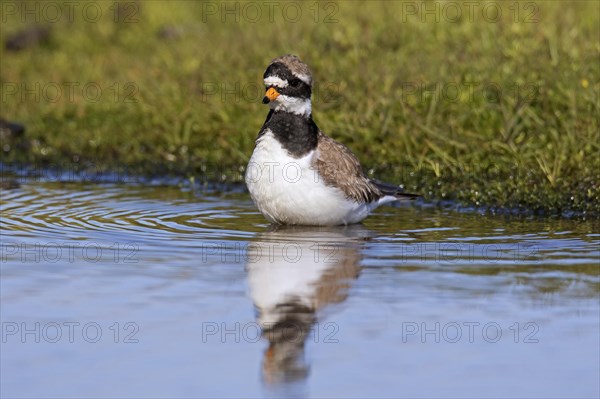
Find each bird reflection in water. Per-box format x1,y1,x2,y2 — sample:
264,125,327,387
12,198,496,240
246,225,371,384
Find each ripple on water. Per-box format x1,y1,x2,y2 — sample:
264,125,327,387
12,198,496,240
1,183,262,241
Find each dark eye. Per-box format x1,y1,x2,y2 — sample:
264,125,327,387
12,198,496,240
290,78,301,87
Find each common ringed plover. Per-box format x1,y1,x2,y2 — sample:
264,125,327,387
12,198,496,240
245,55,418,226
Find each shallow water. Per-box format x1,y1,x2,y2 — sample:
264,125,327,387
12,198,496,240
1,180,599,398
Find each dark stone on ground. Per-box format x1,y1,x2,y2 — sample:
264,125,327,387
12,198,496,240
5,26,51,51
157,25,184,40
0,119,25,140
0,179,20,190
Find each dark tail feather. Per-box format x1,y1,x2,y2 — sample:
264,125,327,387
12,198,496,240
371,179,420,200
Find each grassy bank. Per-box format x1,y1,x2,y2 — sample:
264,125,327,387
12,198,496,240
1,1,598,216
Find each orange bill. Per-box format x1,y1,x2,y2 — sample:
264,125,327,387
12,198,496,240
262,87,280,104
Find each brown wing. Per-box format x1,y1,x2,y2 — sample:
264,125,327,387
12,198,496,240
313,133,382,203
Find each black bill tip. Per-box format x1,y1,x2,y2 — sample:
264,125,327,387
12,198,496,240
262,96,270,104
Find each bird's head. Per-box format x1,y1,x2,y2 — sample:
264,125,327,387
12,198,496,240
262,54,313,118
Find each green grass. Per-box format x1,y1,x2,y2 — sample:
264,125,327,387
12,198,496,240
1,1,599,216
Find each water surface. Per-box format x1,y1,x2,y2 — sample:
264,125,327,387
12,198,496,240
1,181,599,398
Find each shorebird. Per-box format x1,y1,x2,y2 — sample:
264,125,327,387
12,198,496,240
245,55,417,225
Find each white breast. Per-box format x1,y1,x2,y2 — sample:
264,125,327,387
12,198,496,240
245,130,371,225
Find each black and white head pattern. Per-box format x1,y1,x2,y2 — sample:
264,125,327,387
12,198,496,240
263,55,313,117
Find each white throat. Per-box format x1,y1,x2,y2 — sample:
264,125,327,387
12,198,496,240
270,95,312,117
